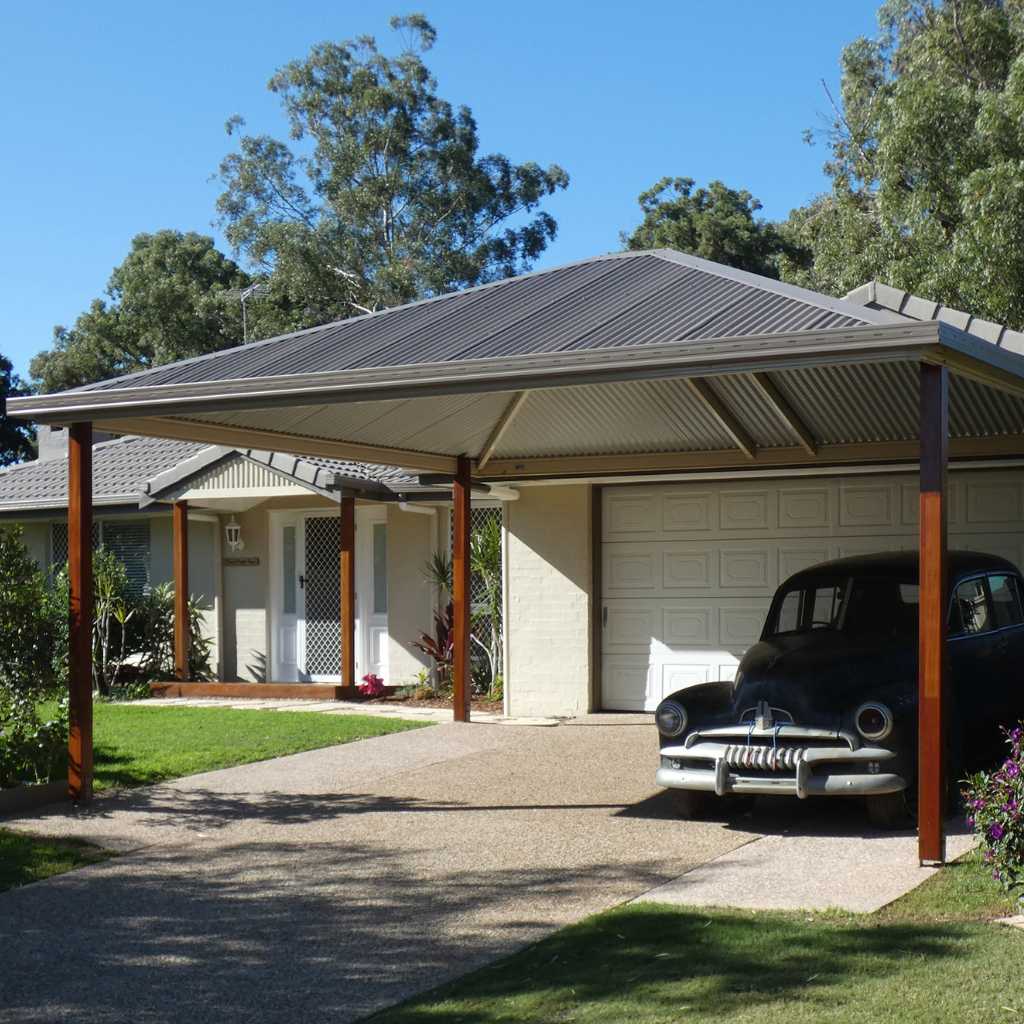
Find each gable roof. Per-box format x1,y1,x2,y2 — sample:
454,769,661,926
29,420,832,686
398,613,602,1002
68,249,901,395
0,434,417,515
845,281,1024,356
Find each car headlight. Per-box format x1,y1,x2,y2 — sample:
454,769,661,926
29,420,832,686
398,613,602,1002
855,702,894,743
656,700,688,737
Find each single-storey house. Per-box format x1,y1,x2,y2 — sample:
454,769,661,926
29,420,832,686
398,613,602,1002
16,247,1024,859
0,427,509,689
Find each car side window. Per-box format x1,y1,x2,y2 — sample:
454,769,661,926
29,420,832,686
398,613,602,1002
954,578,991,635
809,585,843,628
775,590,801,633
988,574,1024,629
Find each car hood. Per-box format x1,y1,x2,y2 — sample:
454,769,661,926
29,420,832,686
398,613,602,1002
730,631,917,725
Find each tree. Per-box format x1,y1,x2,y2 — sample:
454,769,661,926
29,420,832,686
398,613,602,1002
782,0,1024,326
216,14,569,334
31,231,250,393
624,177,796,278
0,356,35,465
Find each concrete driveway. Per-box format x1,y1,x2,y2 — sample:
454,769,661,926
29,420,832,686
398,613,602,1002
0,718,752,1024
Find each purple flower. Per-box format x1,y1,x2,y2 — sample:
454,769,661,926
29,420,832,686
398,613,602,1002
966,816,975,828
989,823,1006,842
1010,727,1022,744
1006,762,1021,779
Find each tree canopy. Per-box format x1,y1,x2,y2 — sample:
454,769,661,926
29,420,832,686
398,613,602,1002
216,14,569,334
623,177,796,278
0,357,35,465
31,231,250,393
781,0,1024,327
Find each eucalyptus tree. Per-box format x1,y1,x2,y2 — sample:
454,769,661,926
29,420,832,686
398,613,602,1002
782,0,1024,326
216,14,569,334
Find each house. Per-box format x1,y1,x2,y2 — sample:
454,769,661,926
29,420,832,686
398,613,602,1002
16,246,1024,858
0,428,509,688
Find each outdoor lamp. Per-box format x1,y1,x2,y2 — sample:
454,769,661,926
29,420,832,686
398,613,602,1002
225,516,245,552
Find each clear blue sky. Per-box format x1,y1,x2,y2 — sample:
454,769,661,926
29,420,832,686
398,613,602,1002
0,0,881,379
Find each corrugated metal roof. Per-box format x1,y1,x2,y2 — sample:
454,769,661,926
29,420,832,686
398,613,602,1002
75,250,892,394
0,435,417,512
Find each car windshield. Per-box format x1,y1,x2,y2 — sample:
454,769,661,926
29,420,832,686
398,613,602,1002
767,576,920,638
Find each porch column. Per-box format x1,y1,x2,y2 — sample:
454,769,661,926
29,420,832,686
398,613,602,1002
452,456,472,722
919,363,949,865
172,500,190,680
68,422,94,803
340,494,356,694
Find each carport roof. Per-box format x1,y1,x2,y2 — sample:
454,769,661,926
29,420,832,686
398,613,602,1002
11,249,1024,480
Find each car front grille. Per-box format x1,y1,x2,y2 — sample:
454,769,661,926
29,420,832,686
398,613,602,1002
722,743,805,772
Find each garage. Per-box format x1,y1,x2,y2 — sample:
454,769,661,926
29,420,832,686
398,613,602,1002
601,468,1024,711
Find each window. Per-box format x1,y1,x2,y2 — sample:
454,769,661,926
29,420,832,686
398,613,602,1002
49,519,150,596
954,578,991,635
282,525,296,616
809,585,844,628
988,574,1024,629
775,590,801,633
372,523,388,614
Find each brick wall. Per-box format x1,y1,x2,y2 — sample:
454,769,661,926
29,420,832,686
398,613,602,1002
505,484,593,717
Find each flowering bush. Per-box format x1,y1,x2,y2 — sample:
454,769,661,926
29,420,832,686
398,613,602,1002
357,673,386,698
964,724,1024,898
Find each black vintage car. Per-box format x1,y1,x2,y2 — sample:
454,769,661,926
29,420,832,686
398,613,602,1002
655,550,1024,827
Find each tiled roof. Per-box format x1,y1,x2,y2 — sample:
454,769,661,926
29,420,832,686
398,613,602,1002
0,435,206,510
845,281,1024,356
0,435,418,512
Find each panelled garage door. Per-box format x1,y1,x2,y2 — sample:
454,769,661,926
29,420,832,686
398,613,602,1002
601,470,1024,711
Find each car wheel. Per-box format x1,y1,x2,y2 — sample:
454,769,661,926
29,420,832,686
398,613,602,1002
668,789,717,819
865,790,914,830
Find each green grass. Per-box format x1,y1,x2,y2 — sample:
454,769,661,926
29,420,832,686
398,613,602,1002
84,704,430,790
369,853,1024,1024
0,828,112,893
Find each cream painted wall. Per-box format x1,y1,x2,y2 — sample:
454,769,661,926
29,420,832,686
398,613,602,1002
385,505,435,685
151,516,220,677
18,522,49,567
505,484,594,718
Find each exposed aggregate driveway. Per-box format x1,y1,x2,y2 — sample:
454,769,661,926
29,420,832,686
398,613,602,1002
0,719,754,1024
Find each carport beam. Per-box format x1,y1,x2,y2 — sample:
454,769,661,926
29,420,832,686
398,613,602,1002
918,363,948,865
173,500,190,680
68,422,94,803
452,456,472,722
340,494,356,694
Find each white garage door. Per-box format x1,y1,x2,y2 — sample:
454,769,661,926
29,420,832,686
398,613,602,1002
601,470,1024,711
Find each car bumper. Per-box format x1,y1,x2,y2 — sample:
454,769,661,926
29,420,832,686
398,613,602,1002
657,743,907,799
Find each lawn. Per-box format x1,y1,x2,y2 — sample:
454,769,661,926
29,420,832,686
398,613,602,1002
0,829,112,893
83,704,430,790
369,854,1024,1024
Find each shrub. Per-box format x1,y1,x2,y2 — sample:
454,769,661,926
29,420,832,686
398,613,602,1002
0,527,61,702
357,673,386,698
964,724,1024,899
0,693,67,788
412,603,454,687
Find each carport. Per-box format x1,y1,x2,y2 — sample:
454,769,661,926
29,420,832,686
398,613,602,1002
12,248,1024,864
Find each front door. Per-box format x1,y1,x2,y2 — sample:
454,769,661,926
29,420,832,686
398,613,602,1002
271,508,389,683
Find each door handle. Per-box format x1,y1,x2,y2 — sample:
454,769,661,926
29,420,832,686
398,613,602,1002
298,574,305,590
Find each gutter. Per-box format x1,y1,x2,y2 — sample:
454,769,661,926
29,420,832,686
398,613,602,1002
8,322,954,424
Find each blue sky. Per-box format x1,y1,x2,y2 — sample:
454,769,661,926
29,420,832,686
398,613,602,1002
0,1,881,378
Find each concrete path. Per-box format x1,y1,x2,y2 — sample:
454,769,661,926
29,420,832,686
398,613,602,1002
0,720,750,1024
636,804,976,912
138,695,561,726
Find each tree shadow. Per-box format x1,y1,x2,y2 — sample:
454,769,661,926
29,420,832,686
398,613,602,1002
0,832,971,1024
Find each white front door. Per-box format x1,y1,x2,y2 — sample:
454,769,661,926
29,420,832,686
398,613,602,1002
271,508,389,683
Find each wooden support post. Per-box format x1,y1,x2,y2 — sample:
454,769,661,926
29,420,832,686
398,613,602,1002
172,500,190,681
919,363,949,865
340,494,356,694
452,456,472,723
68,422,93,803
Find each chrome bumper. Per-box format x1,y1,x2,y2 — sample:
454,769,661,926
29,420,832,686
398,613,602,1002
657,740,906,799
